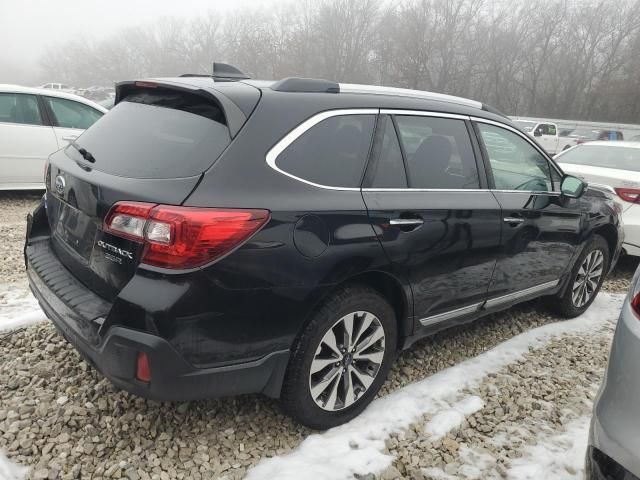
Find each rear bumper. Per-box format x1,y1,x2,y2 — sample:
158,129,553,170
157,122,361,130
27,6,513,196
26,235,289,401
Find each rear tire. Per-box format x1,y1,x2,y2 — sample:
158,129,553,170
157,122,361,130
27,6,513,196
280,285,397,430
553,235,609,318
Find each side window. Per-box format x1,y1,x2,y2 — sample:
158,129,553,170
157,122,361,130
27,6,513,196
0,93,43,126
394,115,479,189
546,124,556,136
45,97,103,130
369,117,407,188
276,114,375,188
478,123,553,192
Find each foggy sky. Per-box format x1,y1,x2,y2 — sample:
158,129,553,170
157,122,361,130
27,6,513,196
0,0,283,85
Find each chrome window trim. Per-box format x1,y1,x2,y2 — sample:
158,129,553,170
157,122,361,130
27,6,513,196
471,116,565,190
380,109,470,120
418,279,560,327
265,108,379,191
484,280,560,308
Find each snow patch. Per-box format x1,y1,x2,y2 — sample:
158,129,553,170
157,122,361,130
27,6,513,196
0,285,45,332
245,293,623,480
425,396,484,439
0,450,28,480
506,416,591,479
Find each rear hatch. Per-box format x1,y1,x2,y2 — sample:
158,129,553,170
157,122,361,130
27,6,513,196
45,80,259,300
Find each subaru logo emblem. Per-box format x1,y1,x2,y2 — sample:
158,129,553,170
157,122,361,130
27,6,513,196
54,175,66,195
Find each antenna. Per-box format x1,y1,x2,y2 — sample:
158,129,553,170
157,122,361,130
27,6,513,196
212,63,251,81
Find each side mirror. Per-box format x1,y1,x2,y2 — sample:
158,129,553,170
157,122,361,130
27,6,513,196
561,175,586,198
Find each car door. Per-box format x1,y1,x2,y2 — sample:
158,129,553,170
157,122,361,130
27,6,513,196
362,111,502,327
474,119,583,304
42,95,104,146
0,92,58,188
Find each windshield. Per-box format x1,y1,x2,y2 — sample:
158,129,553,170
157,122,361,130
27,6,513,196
72,90,230,179
558,145,640,172
514,120,536,133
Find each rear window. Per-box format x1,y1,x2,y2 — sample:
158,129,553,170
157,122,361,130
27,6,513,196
72,89,230,179
558,145,640,172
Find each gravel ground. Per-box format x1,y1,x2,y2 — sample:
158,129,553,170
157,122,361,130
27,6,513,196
382,324,614,479
0,191,637,479
0,191,41,286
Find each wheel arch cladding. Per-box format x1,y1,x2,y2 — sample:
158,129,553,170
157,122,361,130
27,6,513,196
594,223,617,258
315,271,410,351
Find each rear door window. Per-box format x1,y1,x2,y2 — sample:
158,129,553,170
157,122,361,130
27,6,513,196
45,96,103,129
276,114,375,188
73,89,231,179
394,115,480,189
0,93,43,126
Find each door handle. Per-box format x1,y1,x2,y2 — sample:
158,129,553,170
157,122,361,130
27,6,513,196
503,217,525,224
62,135,78,141
390,218,424,226
390,218,424,232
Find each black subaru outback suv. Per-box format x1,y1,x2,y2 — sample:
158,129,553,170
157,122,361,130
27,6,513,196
25,64,622,429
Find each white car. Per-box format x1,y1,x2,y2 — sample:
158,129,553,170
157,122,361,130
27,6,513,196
37,82,74,92
0,84,107,190
556,141,640,256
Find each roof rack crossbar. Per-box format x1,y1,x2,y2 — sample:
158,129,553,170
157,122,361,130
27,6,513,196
271,77,339,94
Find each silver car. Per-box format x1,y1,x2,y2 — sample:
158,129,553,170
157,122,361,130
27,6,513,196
587,266,640,479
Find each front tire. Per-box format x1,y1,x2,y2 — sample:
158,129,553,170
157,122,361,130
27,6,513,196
280,285,397,430
554,235,609,318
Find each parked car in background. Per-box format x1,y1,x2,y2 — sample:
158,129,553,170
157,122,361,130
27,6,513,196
37,82,74,92
0,84,107,190
513,120,578,154
556,142,640,256
25,68,622,429
587,265,640,479
567,128,624,143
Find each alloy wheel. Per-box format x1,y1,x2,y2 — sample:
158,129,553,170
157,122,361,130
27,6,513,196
571,249,604,308
308,311,385,412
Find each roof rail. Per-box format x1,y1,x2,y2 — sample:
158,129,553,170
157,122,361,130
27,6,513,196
339,83,482,109
213,62,250,81
271,77,339,93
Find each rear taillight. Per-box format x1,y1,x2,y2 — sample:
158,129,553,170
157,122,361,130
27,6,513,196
615,188,640,203
104,202,270,269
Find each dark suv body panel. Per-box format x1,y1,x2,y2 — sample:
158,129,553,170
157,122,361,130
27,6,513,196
26,76,623,403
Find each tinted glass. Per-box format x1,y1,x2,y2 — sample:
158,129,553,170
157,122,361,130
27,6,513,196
478,123,553,191
74,92,230,179
558,145,640,172
45,97,103,129
395,115,479,189
277,114,375,188
540,124,556,135
0,93,42,125
369,117,407,188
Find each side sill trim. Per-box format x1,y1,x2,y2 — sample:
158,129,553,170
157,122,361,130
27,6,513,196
419,302,483,327
484,280,560,308
418,279,560,327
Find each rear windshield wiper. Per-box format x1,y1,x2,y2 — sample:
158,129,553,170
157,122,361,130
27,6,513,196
68,140,96,163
